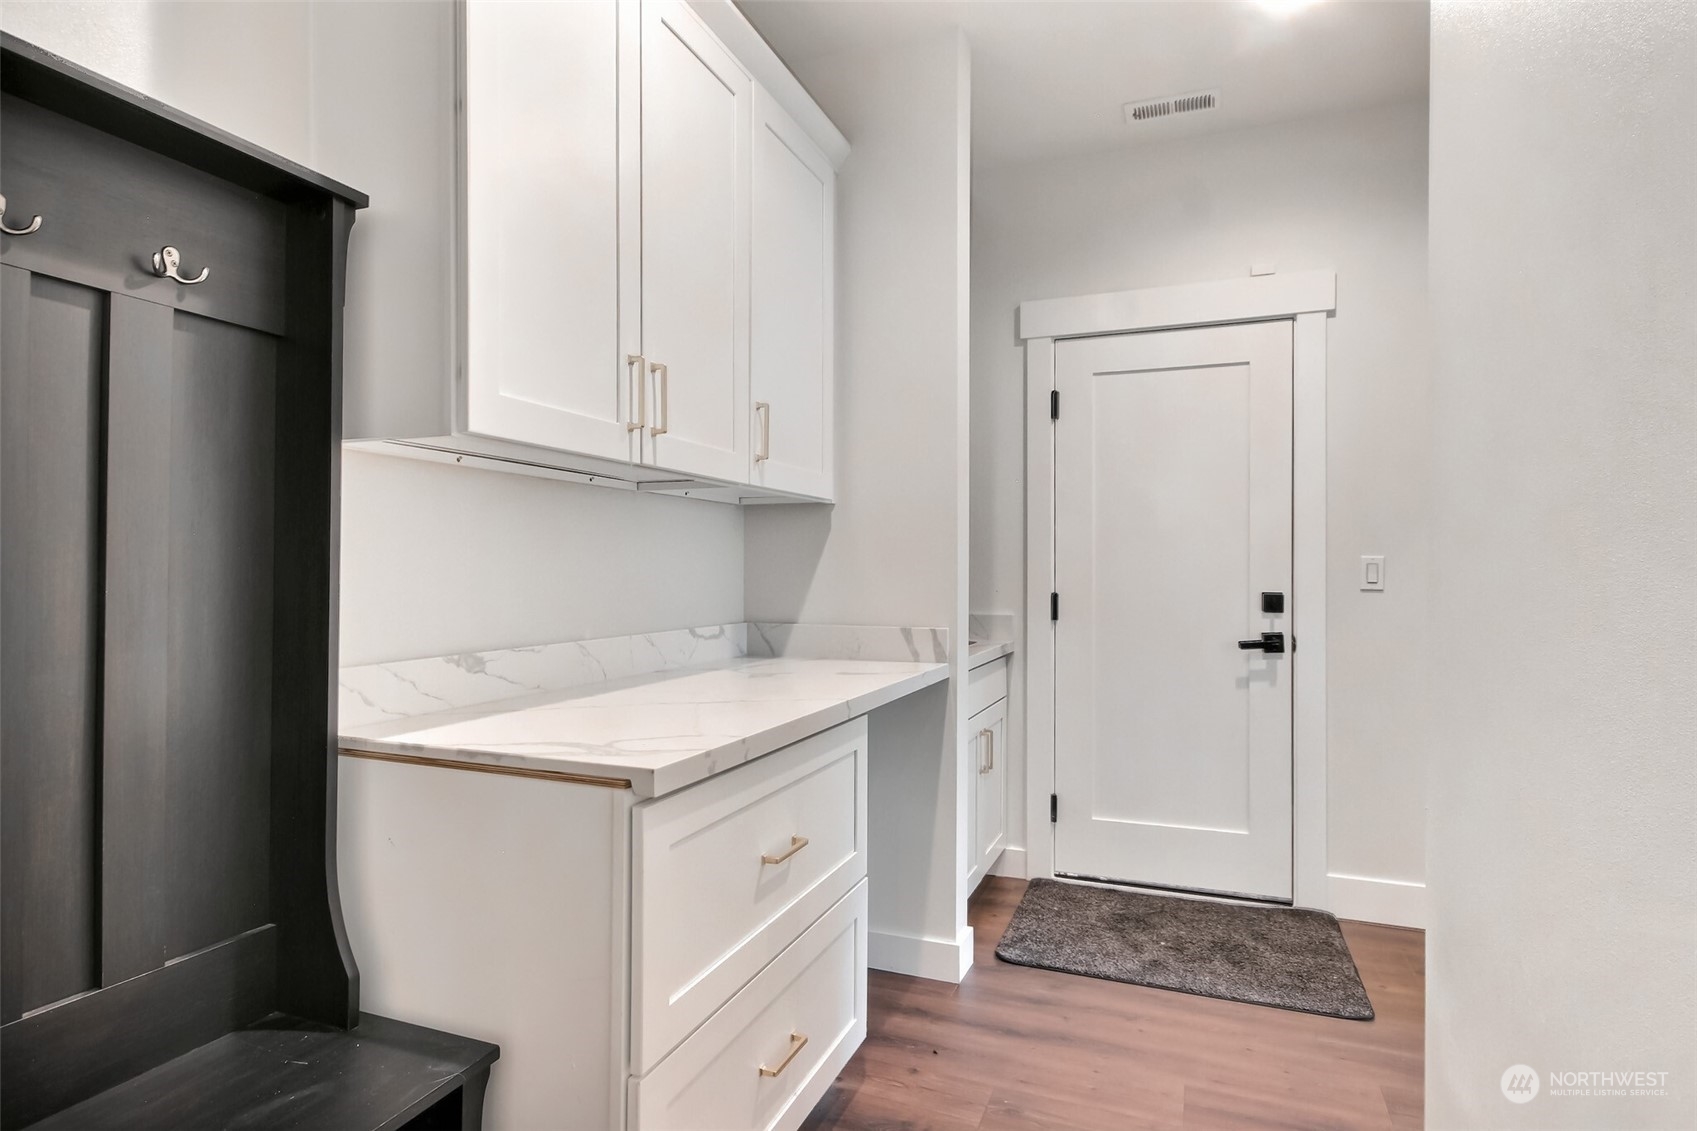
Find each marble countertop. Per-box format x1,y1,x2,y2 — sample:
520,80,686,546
967,638,1013,668
339,655,948,798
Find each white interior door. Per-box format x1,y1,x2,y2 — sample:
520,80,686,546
462,0,640,460
1052,320,1293,901
640,0,750,482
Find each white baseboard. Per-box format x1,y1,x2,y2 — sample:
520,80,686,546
869,925,974,983
990,846,1027,879
1327,872,1425,929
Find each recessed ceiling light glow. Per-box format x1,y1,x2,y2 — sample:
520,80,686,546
1254,0,1323,16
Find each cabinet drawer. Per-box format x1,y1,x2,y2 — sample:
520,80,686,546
630,881,867,1131
966,656,1009,716
631,719,866,1073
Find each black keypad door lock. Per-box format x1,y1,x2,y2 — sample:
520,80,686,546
1238,632,1286,654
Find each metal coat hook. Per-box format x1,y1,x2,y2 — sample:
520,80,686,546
152,245,209,285
0,193,43,236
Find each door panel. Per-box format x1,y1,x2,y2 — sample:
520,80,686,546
641,0,750,481
462,0,638,461
1053,321,1293,901
750,88,832,498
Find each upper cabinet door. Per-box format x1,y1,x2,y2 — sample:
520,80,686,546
461,0,640,461
749,88,835,501
639,1,751,482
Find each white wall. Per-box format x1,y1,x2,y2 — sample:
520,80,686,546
1,0,747,666
1426,2,1696,1126
972,100,1432,922
2,1,313,161
339,451,743,664
745,31,975,977
743,37,969,635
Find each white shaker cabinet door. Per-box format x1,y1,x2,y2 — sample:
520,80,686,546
976,702,1008,879
639,0,751,483
461,0,641,461
750,87,834,501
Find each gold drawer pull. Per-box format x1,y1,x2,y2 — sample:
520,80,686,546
761,835,809,866
758,1031,809,1078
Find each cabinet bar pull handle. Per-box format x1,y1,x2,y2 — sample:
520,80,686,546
626,354,646,432
979,728,993,774
761,834,808,865
758,1031,809,1078
0,194,42,236
649,361,669,435
151,245,209,284
755,401,771,462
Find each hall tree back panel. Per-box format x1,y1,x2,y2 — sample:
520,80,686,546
0,35,387,1127
1,92,296,1022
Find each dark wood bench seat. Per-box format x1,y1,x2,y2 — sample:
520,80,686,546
23,1014,497,1131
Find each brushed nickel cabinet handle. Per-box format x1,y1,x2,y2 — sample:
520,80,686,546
761,834,808,866
0,193,42,236
649,361,669,436
979,728,993,774
755,401,771,462
151,245,209,285
626,354,646,432
758,1031,809,1078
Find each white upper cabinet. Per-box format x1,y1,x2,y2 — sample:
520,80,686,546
343,0,845,499
750,88,835,501
461,0,640,463
638,1,751,484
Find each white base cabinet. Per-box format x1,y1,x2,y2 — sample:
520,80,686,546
966,658,1010,890
339,717,870,1131
340,0,843,503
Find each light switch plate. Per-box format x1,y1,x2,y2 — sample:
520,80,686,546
1361,555,1385,591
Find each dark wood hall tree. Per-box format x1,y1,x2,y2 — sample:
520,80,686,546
0,33,496,1130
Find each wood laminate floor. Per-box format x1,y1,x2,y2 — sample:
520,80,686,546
802,877,1424,1131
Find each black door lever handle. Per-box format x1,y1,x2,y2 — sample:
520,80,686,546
1238,632,1286,654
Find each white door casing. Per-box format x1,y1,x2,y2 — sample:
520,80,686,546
640,0,751,482
1053,321,1293,901
461,0,640,461
1020,271,1333,909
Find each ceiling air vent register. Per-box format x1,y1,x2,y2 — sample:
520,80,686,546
1123,90,1219,124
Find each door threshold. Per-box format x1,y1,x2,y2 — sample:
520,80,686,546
1053,871,1294,908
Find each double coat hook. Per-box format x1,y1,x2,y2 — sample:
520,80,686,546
0,192,42,236
0,194,213,290
152,245,209,285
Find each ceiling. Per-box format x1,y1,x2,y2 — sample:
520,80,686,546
738,0,1430,167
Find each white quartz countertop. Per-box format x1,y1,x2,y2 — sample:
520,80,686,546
339,655,948,798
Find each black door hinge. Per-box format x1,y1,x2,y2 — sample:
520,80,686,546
1050,794,1058,823
1050,592,1059,621
1050,389,1059,420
